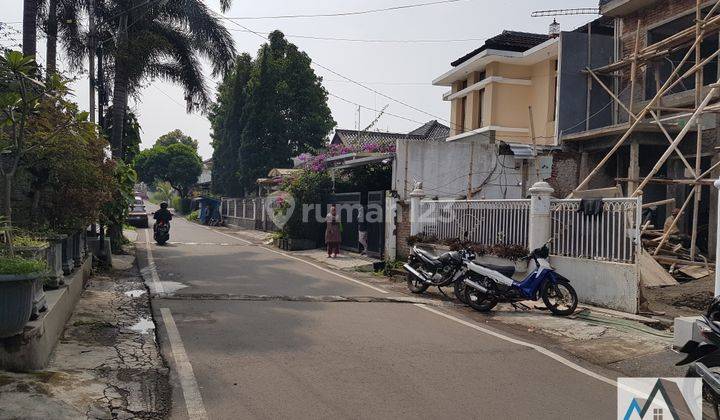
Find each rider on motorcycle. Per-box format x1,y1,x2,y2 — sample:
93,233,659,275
154,202,173,231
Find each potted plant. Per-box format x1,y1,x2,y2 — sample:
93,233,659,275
14,235,51,319
0,257,47,338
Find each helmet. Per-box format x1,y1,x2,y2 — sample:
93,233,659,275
160,202,168,209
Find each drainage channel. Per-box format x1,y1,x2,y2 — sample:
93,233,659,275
154,293,447,305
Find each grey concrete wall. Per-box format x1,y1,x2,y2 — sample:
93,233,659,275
394,139,538,201
550,255,639,313
557,31,615,136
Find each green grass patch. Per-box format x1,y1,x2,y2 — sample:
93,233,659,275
13,235,49,248
122,224,137,231
0,257,47,275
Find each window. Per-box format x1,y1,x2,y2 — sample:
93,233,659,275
653,407,663,420
459,80,468,133
477,90,484,128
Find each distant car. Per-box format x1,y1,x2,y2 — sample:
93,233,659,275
127,203,149,228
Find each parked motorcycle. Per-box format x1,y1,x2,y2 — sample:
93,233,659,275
154,220,170,245
462,239,578,316
677,297,720,417
404,243,474,303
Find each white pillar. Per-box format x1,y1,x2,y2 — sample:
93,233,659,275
409,182,426,235
714,179,720,296
528,181,555,252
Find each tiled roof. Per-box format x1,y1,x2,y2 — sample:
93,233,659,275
332,129,409,148
451,30,551,67
407,120,450,141
331,121,450,148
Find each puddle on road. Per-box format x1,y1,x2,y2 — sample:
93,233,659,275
129,317,155,335
124,290,146,298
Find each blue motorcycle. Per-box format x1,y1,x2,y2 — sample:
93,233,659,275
462,239,578,316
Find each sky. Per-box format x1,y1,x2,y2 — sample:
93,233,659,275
1,0,596,159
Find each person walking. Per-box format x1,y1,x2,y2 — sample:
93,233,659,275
325,204,341,258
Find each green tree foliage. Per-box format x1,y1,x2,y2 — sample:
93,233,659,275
209,31,335,195
134,143,202,199
209,53,252,197
0,50,115,255
101,0,235,160
281,170,332,242
103,106,142,162
100,161,137,251
155,129,199,150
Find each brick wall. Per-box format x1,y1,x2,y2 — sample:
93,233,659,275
396,202,411,259
546,152,581,198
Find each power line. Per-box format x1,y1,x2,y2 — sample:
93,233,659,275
224,0,465,20
227,28,483,44
329,93,425,125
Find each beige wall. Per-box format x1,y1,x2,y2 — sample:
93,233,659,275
448,58,558,145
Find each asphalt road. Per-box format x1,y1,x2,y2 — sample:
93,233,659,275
139,214,619,420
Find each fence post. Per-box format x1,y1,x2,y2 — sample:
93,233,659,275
409,182,426,235
528,181,555,252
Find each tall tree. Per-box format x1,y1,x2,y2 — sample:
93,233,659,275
134,143,202,200
209,53,252,196
155,129,198,150
210,31,335,195
105,0,235,160
103,106,142,162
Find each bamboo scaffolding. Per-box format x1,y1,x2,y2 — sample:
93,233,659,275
576,0,720,267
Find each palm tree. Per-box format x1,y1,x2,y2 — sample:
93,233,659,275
22,0,38,58
105,0,236,160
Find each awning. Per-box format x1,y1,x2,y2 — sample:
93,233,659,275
330,153,395,170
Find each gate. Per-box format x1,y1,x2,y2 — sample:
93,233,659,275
366,191,385,258
330,192,361,252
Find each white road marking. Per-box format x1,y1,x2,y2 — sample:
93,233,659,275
210,229,389,294
142,229,164,294
160,308,209,420
414,304,617,387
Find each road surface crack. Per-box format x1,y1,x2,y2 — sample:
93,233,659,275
155,293,445,305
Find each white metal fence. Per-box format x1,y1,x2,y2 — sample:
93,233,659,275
550,197,641,264
221,197,258,220
414,196,641,264
417,199,531,246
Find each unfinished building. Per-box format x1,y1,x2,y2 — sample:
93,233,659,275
560,0,720,273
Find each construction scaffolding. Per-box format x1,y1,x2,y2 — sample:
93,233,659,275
570,0,720,273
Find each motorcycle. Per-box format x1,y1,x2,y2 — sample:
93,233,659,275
677,298,720,417
154,220,170,245
404,243,475,303
462,238,578,316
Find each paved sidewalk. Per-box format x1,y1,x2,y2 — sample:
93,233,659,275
0,247,170,419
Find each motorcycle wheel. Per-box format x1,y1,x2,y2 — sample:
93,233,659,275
406,263,429,294
686,365,720,418
463,283,498,312
541,281,578,316
454,279,468,304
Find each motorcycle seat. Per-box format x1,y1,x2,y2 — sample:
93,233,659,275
415,248,455,265
481,264,515,278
